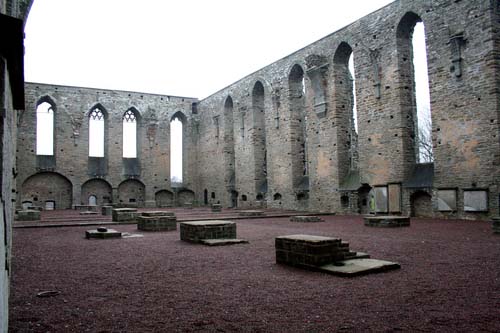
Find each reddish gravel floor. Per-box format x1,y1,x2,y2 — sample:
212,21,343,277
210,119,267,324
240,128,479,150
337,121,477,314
9,214,500,332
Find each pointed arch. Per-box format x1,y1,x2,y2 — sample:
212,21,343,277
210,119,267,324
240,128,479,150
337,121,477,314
223,96,236,197
122,107,141,158
252,80,267,196
35,95,56,156
170,111,186,186
88,103,108,158
288,64,308,192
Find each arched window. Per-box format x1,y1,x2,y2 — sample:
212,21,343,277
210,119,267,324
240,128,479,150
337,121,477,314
123,109,138,158
170,113,184,185
289,64,308,191
224,96,235,190
397,13,433,165
36,100,54,156
89,106,105,157
252,81,267,196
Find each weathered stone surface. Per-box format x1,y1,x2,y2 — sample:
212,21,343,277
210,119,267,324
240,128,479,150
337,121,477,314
199,239,248,246
137,215,177,232
319,259,400,276
16,210,41,221
73,204,97,212
101,205,113,216
141,211,175,217
211,204,222,212
85,228,122,239
364,216,410,227
290,216,324,223
238,210,264,217
112,208,138,222
492,217,500,234
79,211,98,215
180,220,237,243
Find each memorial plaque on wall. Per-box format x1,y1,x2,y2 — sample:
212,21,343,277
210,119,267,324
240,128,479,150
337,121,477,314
437,190,457,211
464,190,488,212
374,187,388,213
388,184,401,213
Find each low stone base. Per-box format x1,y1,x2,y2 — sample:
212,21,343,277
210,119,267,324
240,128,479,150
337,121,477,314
101,206,113,216
112,208,138,222
275,234,359,267
200,239,249,246
239,210,264,217
211,204,222,212
74,204,98,212
492,217,500,234
16,210,41,221
184,202,193,209
137,215,177,231
141,211,175,217
80,211,98,215
319,258,400,276
290,216,324,223
180,220,237,243
364,216,410,227
85,228,122,239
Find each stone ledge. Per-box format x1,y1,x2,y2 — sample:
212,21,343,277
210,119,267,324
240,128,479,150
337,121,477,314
364,215,410,227
319,258,400,276
290,216,324,223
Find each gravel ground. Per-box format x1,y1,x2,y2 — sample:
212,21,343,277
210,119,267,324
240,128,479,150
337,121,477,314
9,215,500,332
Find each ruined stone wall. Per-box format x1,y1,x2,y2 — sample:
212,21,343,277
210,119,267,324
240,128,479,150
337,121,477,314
197,0,500,219
19,83,198,209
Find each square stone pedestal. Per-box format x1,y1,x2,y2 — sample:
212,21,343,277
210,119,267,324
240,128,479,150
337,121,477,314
137,212,177,231
238,210,264,217
101,206,113,216
180,220,237,243
85,228,122,239
364,216,410,227
211,204,222,212
112,208,138,222
16,209,41,221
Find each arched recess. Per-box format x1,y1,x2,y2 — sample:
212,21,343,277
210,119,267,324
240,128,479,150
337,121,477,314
410,190,432,217
155,190,174,207
288,64,309,193
21,172,72,209
81,178,112,206
170,111,187,187
333,42,358,183
118,179,145,206
223,96,236,194
177,188,195,206
397,12,433,168
252,81,267,197
88,104,108,176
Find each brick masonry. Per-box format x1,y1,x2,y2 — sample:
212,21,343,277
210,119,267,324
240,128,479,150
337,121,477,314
180,221,237,243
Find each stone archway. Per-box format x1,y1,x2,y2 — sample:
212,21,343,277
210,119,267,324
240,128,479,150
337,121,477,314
410,190,432,217
155,190,174,207
21,172,73,209
118,179,146,207
81,178,112,206
178,189,195,206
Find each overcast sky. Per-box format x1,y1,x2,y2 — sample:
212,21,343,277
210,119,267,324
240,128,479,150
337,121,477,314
24,0,395,99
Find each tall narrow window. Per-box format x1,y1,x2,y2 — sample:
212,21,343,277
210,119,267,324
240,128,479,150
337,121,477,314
123,109,137,158
252,81,267,195
413,22,433,163
170,115,183,185
348,54,358,133
36,101,54,155
89,107,105,157
224,96,236,192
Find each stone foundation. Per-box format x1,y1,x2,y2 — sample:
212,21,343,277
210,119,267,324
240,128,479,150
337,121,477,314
275,234,359,267
112,208,138,222
180,220,237,243
492,217,500,234
137,212,177,232
73,204,98,212
211,204,222,212
101,205,113,216
364,216,410,227
16,209,41,221
238,210,264,217
85,228,122,239
290,216,324,223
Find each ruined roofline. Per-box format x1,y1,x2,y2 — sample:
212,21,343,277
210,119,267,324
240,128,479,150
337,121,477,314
25,81,199,102
200,0,396,101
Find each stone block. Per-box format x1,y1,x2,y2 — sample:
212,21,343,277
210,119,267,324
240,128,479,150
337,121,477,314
112,208,138,222
85,228,122,239
101,205,113,216
184,202,193,209
364,215,410,227
290,216,324,223
238,210,264,217
137,215,177,231
16,209,41,221
211,204,222,212
492,217,500,234
79,211,98,215
180,220,237,243
141,211,175,217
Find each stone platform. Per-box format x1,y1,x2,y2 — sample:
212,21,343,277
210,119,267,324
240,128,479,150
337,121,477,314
112,208,138,222
364,215,410,227
180,220,237,243
16,209,41,221
275,234,399,276
211,204,222,212
492,217,500,234
290,216,324,223
137,211,177,231
238,210,264,217
85,227,122,239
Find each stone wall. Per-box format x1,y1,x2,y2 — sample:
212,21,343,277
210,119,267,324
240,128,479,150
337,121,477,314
196,0,500,220
19,83,198,208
